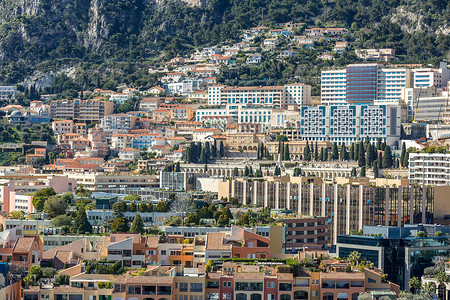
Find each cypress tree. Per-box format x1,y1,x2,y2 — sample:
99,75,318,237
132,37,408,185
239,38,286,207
211,142,217,158
360,166,366,177
320,148,324,161
400,142,406,167
373,161,379,178
205,142,211,159
382,145,393,168
219,141,224,157
355,143,360,161
378,153,383,168
358,141,365,167
340,144,346,161
351,167,357,177
376,138,382,150
257,144,261,160
314,142,319,161
130,214,145,233
324,147,329,161
244,166,249,176
350,143,355,160
331,142,339,160
284,143,290,161
403,151,409,168
175,162,181,172
303,141,311,161
366,144,374,167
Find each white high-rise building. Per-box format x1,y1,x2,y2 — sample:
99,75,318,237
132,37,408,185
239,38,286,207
320,69,347,105
409,153,450,186
413,62,449,88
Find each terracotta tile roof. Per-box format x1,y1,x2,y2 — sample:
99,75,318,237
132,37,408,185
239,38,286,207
121,147,139,152
13,237,37,253
206,233,231,251
146,236,159,248
320,272,365,280
234,273,264,280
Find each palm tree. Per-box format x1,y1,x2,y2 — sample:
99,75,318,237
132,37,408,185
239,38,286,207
409,276,421,294
436,271,448,299
347,251,361,267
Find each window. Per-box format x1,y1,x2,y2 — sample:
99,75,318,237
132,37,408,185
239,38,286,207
161,250,166,255
190,283,203,292
129,285,141,295
180,283,188,292
279,283,292,291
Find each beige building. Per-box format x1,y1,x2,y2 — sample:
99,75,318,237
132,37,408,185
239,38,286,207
50,99,114,121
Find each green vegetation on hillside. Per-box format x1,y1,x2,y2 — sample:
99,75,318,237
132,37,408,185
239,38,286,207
0,0,448,84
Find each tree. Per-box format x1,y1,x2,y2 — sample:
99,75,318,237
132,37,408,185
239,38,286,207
373,161,379,179
437,271,449,288
175,162,181,172
284,143,290,160
75,185,92,198
156,201,169,212
303,141,311,161
130,214,145,233
358,141,365,167
8,211,25,220
219,141,224,157
73,207,92,234
409,276,421,294
118,201,128,212
111,217,129,232
360,166,366,177
382,145,393,168
349,143,355,160
340,144,348,161
128,202,137,212
237,214,250,226
218,214,229,226
233,167,239,177
274,166,281,176
351,167,357,177
331,142,339,160
211,142,217,158
416,231,427,237
400,142,407,167
51,215,72,227
347,251,361,266
366,144,374,167
61,192,74,203
44,196,68,218
276,135,288,142
139,202,148,212
314,142,319,161
54,274,70,286
185,213,200,225
42,267,57,278
403,151,409,168
33,187,56,212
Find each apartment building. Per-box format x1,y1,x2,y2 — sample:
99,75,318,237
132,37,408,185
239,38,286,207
0,86,18,99
355,48,396,61
196,105,273,125
413,62,449,88
284,217,329,252
139,98,161,112
66,174,159,193
300,104,401,146
50,99,114,121
409,153,450,186
22,260,398,300
52,120,74,134
207,84,311,108
321,64,412,105
100,113,138,131
218,177,439,244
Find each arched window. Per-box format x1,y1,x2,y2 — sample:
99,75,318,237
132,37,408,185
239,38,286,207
280,294,291,300
236,294,247,300
323,293,334,300
294,291,308,300
250,294,262,300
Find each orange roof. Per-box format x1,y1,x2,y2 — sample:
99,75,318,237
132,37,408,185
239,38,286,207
122,148,139,152
13,237,36,253
206,233,231,251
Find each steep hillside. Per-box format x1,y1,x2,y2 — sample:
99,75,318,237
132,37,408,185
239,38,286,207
0,0,448,84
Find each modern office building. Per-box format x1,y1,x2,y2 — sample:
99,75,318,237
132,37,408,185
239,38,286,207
336,225,450,289
50,99,114,121
207,84,311,108
321,64,412,106
300,104,401,146
409,153,450,186
284,217,329,252
218,177,438,245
